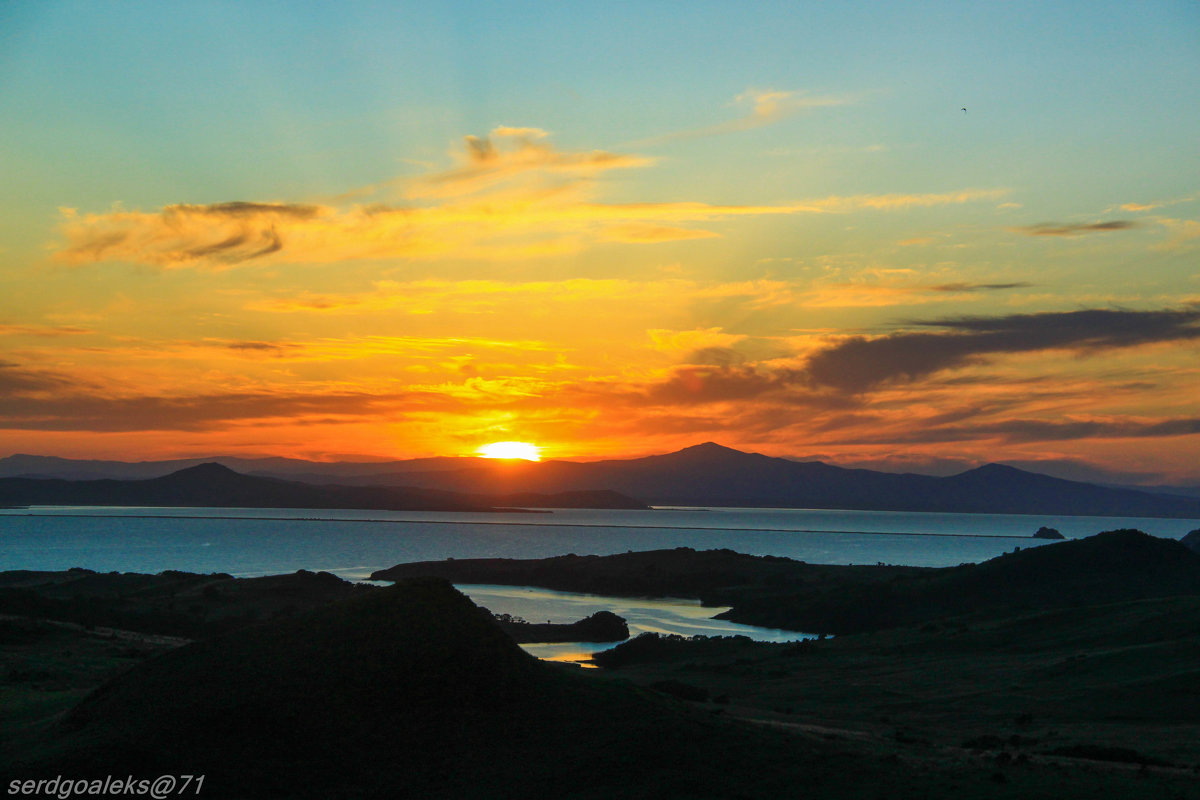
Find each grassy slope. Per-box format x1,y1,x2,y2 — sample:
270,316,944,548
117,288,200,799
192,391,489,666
596,594,1200,771
13,579,1196,798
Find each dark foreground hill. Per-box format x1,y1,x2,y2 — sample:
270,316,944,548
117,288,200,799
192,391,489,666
376,531,1200,635
0,462,647,511
0,568,364,637
8,579,948,800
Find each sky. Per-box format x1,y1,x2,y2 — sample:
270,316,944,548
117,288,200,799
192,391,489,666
1,1,1198,482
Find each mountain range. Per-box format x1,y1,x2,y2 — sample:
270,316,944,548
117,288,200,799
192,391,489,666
0,462,646,512
3,443,1200,518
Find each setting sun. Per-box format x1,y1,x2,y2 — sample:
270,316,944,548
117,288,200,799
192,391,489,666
477,441,542,461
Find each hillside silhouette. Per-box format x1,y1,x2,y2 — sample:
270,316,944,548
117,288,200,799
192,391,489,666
0,462,646,511
12,579,926,799
722,529,1200,633
377,531,1200,635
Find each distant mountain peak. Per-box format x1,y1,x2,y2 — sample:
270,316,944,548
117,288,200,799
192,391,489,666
161,462,241,480
961,462,1030,477
651,442,764,468
679,442,742,454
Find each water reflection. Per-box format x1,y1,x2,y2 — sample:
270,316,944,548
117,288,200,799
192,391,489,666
458,583,812,666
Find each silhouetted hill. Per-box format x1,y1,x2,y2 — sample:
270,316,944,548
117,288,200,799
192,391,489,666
722,529,1200,633
373,547,925,609
0,453,478,481
5,444,1199,516
1183,528,1200,553
0,567,365,637
12,579,920,799
0,463,647,511
377,532,1200,636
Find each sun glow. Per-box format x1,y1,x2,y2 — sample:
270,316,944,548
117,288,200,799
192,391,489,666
477,441,542,461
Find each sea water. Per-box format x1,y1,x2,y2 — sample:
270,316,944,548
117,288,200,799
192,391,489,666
3,505,1195,578
2,505,1196,659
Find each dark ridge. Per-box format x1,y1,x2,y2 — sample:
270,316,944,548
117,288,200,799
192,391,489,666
0,568,363,637
719,529,1200,633
376,532,1200,636
14,579,892,798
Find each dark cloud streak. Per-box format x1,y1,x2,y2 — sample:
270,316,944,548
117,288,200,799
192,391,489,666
859,417,1200,446
1012,220,1137,236
0,391,407,432
805,307,1200,393
928,282,1032,292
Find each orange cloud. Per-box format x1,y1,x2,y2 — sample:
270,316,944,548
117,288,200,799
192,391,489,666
54,130,1005,269
407,126,652,200
647,328,748,356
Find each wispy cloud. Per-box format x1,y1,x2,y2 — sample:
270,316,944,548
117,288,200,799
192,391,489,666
795,279,1031,309
57,202,324,268
1010,220,1137,237
631,88,855,146
0,324,94,337
927,282,1032,292
1115,195,1195,213
1154,218,1200,252
407,126,652,200
54,126,1005,270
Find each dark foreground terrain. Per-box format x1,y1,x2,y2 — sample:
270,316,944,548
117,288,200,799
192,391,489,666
3,531,1200,798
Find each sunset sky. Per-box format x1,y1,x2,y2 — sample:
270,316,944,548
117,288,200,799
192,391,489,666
2,2,1198,482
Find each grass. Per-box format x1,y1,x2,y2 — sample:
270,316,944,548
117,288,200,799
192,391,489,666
594,594,1200,777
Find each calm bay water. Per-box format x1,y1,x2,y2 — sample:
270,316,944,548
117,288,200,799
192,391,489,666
3,505,1195,578
3,505,1196,658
